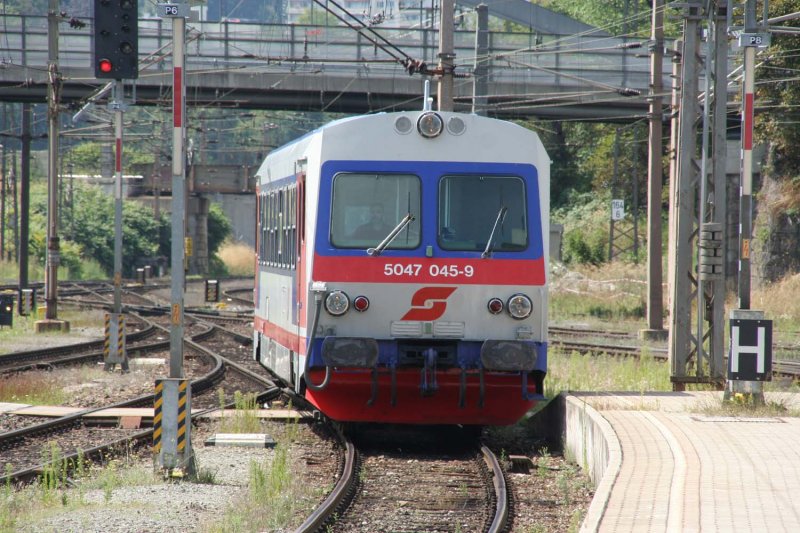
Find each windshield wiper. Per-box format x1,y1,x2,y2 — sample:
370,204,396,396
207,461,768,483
367,213,415,256
481,206,508,258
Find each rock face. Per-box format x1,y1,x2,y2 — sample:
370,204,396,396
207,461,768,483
752,172,800,287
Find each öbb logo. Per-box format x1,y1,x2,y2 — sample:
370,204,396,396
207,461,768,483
400,287,457,321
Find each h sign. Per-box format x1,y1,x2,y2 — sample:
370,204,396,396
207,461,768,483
728,319,772,381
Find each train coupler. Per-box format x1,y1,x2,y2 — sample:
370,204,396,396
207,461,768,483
419,347,439,396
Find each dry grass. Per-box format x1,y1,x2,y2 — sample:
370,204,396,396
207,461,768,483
751,272,800,333
217,240,255,277
550,261,650,329
0,372,68,405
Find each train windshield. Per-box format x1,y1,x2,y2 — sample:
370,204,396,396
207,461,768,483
438,175,527,252
330,173,421,249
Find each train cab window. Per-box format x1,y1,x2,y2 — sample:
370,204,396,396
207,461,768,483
330,173,421,249
438,175,527,252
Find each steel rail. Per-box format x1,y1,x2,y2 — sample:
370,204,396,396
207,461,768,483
481,444,509,533
0,323,158,371
294,425,358,533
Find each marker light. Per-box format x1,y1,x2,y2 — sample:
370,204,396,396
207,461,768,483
98,59,113,73
353,295,370,312
324,290,350,316
487,298,504,315
507,294,533,320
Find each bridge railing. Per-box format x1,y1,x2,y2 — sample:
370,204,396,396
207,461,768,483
0,14,653,93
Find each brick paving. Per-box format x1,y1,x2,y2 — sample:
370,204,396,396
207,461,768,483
574,391,800,532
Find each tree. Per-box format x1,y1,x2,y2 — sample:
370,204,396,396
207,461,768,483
56,184,169,277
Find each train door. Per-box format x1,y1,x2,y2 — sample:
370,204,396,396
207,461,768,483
294,169,306,392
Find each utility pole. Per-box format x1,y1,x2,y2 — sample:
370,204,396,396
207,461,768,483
609,128,621,261
20,104,31,289
38,0,69,333
1,143,6,259
642,0,666,340
437,0,455,111
472,3,488,116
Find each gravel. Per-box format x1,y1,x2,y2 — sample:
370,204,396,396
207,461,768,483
10,419,340,533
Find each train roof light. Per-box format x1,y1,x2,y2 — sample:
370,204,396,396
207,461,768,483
417,112,444,138
507,294,533,320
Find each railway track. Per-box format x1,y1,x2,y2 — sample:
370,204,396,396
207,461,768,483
0,297,279,486
295,427,509,533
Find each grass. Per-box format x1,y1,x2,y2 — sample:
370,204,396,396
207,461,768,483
208,414,305,532
0,259,106,285
0,372,68,405
550,261,649,331
0,444,161,532
217,240,255,277
545,346,671,397
0,307,105,355
217,389,262,434
547,261,800,416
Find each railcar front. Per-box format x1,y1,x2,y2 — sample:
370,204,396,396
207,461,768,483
296,111,550,425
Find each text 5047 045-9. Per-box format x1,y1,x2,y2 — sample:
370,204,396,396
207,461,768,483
383,263,475,278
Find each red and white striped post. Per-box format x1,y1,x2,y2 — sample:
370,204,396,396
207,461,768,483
738,15,757,310
169,11,186,380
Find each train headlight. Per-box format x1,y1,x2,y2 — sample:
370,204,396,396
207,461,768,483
417,111,444,138
507,294,532,320
324,290,350,316
487,298,504,315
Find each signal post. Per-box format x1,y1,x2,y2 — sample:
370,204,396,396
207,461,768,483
93,0,138,370
155,1,194,477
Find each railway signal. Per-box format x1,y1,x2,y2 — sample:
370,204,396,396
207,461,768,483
0,294,13,327
18,288,35,316
93,0,139,80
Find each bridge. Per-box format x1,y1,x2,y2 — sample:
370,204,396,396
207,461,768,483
0,12,663,120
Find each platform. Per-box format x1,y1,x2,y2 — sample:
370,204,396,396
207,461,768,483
559,391,800,532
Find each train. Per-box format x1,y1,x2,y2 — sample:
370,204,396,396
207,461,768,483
253,105,549,425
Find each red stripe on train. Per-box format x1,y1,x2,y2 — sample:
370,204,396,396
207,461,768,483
254,316,306,355
312,255,545,285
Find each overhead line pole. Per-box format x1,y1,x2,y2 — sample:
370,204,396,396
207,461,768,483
40,0,69,333
438,0,455,111
642,0,666,340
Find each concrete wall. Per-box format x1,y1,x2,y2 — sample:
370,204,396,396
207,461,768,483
211,193,256,247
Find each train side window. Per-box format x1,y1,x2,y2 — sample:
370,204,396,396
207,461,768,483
330,172,421,249
438,175,528,252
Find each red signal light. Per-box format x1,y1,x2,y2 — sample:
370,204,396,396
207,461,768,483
98,58,113,73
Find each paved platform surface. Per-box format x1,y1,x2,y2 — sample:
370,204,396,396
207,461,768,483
572,391,800,532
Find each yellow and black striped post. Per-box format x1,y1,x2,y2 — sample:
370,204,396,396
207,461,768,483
177,379,188,454
103,312,128,370
153,380,163,454
154,378,194,476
